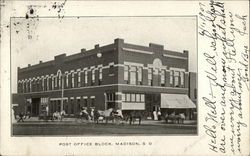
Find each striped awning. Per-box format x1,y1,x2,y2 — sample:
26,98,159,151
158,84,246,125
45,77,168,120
161,94,196,109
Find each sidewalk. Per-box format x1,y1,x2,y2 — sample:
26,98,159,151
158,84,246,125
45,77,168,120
13,117,197,126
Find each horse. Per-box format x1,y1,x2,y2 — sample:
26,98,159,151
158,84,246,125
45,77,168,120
76,109,91,122
124,111,142,125
52,110,66,121
97,108,115,124
165,112,185,124
176,113,185,124
52,111,61,121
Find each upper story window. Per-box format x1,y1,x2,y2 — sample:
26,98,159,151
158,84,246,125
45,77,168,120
138,67,142,85
180,72,184,87
26,81,29,92
174,71,180,87
109,64,114,76
85,70,88,85
55,76,57,87
91,69,95,85
170,70,174,87
99,68,102,85
18,82,21,93
148,68,153,86
30,80,32,92
78,71,81,87
130,66,136,85
161,69,165,86
42,78,45,91
66,74,69,88
52,76,54,90
72,72,75,88
22,82,25,93
58,75,61,88
124,65,129,83
47,77,50,90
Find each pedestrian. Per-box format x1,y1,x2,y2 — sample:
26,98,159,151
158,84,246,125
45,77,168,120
157,109,162,120
153,110,158,120
17,112,24,122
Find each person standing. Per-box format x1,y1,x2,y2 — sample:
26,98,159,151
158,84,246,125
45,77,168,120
153,110,158,120
157,108,162,120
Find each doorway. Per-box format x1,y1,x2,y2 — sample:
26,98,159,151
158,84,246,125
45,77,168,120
31,98,40,116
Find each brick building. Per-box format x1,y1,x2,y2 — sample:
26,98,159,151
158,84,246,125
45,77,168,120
13,38,197,119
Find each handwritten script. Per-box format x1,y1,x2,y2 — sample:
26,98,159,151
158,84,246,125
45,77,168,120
199,0,249,155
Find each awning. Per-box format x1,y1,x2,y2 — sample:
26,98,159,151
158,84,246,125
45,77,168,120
161,94,196,109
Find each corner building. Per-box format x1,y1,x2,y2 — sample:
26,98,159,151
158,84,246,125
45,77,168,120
15,38,196,119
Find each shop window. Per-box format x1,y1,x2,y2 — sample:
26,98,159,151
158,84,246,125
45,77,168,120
65,102,68,114
83,99,88,107
125,93,130,102
124,93,145,102
136,94,141,102
161,69,165,86
122,93,126,102
91,98,95,108
138,67,142,85
130,66,136,85
131,94,136,102
77,99,81,111
70,99,74,114
141,94,145,102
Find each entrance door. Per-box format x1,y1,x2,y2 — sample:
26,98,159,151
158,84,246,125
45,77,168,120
31,98,40,116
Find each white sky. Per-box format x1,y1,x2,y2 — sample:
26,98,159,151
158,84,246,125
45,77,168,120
11,16,197,93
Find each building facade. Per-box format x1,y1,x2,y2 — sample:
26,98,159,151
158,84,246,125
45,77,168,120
13,38,197,119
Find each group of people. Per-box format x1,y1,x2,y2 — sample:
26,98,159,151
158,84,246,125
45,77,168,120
152,109,162,121
79,107,98,121
15,111,31,122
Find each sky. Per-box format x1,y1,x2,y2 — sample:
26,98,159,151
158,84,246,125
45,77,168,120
11,16,197,93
